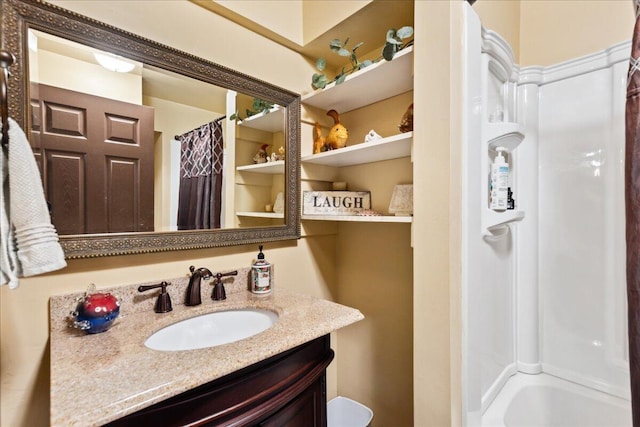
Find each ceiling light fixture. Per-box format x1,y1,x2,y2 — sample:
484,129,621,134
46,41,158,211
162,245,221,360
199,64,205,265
94,52,135,73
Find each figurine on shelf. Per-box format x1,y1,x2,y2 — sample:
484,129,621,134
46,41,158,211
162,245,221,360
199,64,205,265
253,144,269,164
365,129,383,143
277,146,285,161
325,109,348,150
312,109,349,153
313,122,327,154
398,103,413,133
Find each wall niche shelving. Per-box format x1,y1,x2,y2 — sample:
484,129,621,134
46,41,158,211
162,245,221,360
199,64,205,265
301,47,414,224
234,101,285,222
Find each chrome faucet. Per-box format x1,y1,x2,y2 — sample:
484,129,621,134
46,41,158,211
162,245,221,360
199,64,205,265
185,265,212,306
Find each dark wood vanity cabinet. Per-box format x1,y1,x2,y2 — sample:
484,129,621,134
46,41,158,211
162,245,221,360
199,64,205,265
105,335,334,427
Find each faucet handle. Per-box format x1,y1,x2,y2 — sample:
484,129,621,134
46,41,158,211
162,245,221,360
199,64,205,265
211,270,238,301
216,270,238,280
138,281,173,313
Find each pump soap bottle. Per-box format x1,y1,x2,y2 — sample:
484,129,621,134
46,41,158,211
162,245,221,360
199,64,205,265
251,245,272,294
489,147,509,211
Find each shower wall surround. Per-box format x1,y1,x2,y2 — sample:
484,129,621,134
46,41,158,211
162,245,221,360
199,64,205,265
462,5,630,425
535,44,629,397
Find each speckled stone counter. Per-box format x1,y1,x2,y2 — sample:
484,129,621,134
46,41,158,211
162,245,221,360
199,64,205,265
49,269,364,427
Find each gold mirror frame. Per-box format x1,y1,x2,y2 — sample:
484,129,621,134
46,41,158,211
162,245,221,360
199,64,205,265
1,0,300,258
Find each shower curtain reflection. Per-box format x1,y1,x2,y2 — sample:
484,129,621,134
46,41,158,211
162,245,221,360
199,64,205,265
625,0,640,426
626,2,640,425
177,119,223,230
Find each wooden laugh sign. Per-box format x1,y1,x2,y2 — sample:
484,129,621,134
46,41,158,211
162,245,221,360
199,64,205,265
303,191,371,215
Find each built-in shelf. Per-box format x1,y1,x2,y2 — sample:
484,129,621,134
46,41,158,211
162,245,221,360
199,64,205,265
236,211,284,219
482,121,526,236
301,46,413,114
239,106,284,132
486,122,524,151
236,160,284,174
300,44,413,227
301,214,412,223
301,132,412,167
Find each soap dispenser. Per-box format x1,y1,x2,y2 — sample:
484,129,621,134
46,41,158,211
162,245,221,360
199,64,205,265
251,245,272,294
489,147,509,211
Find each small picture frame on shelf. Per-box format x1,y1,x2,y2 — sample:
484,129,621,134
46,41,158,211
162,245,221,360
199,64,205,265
388,184,413,216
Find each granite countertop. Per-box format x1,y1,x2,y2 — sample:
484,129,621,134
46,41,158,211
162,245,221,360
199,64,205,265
49,269,364,427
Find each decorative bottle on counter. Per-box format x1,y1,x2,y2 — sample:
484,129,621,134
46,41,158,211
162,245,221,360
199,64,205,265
489,147,509,211
251,245,272,294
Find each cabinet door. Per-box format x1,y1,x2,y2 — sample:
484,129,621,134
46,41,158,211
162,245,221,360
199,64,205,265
258,377,325,427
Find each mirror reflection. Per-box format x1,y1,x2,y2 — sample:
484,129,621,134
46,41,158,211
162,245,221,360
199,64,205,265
27,29,286,235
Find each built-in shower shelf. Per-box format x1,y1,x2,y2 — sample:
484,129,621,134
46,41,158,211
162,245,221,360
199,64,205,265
483,209,525,237
482,121,525,238
486,122,524,151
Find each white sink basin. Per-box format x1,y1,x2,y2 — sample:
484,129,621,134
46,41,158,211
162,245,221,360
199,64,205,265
145,308,278,351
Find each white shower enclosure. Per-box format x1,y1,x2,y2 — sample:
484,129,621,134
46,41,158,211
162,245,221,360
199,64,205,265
461,4,630,425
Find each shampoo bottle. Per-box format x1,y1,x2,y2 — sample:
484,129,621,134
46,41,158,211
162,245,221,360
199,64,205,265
489,147,509,211
251,245,272,294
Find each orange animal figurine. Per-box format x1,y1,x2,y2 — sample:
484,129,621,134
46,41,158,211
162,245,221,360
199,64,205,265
325,109,348,150
313,122,326,154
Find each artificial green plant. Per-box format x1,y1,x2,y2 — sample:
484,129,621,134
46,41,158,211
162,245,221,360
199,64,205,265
229,98,275,122
311,26,414,90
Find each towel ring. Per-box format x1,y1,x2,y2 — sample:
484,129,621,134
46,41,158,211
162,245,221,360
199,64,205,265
0,50,16,151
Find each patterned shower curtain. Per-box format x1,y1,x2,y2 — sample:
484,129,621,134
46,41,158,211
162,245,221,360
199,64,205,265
177,120,223,230
627,1,640,424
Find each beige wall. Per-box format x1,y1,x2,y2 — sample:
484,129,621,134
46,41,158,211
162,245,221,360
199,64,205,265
215,0,304,45
334,91,414,427
475,0,634,67
413,1,462,425
520,0,633,66
210,0,371,46
473,0,521,61
302,0,372,44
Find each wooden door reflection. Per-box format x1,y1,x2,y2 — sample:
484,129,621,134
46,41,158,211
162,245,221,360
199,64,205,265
30,83,154,234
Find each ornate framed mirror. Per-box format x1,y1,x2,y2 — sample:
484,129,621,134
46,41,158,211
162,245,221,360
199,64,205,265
1,0,300,258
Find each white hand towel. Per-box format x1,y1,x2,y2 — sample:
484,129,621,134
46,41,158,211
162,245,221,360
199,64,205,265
0,118,66,288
